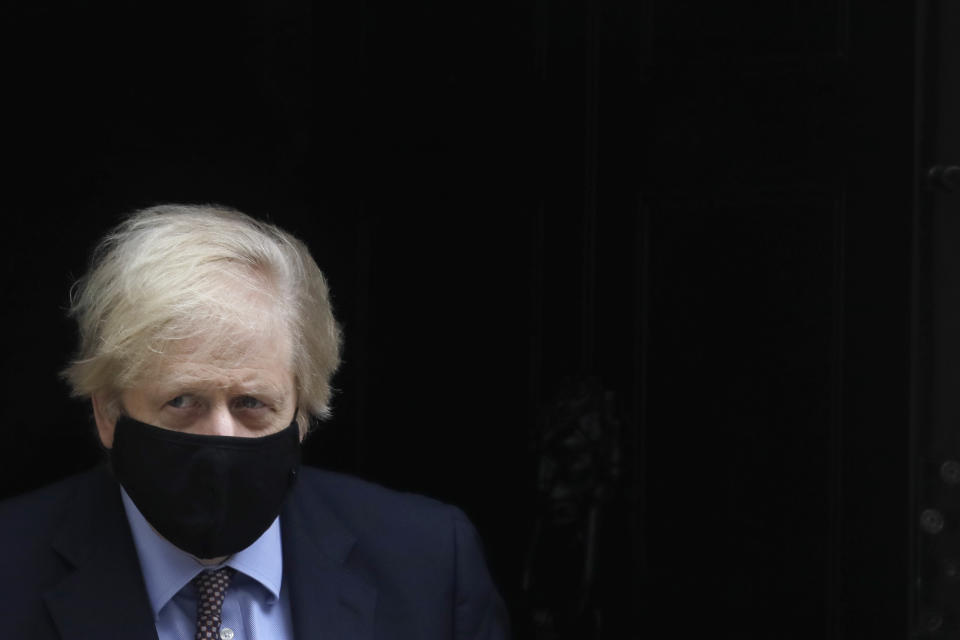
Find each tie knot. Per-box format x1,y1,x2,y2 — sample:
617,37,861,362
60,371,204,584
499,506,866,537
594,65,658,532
193,566,236,592
192,567,237,640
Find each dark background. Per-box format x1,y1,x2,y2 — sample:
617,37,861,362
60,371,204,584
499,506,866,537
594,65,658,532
2,1,958,638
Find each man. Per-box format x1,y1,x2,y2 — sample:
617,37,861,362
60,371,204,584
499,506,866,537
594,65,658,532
0,204,510,639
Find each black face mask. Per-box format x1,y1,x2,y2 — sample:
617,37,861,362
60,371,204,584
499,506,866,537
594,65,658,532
110,415,301,559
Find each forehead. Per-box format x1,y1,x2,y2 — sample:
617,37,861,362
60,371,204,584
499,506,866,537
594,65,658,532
138,320,294,392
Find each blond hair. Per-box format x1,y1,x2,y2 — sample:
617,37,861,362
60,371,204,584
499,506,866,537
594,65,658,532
62,204,341,433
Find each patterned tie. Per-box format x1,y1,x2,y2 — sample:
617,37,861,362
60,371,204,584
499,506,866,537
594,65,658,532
192,567,237,640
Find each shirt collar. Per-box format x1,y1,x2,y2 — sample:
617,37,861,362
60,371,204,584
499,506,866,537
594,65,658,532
120,487,284,620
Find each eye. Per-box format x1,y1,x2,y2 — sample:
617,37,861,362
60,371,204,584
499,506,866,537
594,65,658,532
234,395,266,410
167,394,198,409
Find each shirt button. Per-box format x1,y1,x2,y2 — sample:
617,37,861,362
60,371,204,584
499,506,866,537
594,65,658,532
220,629,235,640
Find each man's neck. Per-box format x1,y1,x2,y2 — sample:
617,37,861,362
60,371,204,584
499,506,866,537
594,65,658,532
194,553,230,566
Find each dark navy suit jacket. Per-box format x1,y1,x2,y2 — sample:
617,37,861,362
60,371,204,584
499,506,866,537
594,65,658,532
0,465,510,639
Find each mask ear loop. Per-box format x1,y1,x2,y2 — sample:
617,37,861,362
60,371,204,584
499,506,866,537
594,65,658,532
290,409,302,439
104,413,134,475
289,411,301,484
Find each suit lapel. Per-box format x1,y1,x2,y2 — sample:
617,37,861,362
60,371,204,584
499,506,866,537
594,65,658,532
43,467,158,640
281,471,377,640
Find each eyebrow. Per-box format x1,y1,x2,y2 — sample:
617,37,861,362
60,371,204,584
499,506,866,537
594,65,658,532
150,376,290,403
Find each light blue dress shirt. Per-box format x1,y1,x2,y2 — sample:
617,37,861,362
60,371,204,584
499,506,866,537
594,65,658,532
120,489,295,640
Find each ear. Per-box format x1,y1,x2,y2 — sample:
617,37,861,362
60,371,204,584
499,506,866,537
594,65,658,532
91,393,118,449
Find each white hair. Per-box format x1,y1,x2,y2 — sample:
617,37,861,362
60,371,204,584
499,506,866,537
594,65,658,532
62,204,342,433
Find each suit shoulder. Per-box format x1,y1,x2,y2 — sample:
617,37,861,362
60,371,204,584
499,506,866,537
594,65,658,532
0,468,102,533
297,466,462,543
299,466,455,518
292,467,509,636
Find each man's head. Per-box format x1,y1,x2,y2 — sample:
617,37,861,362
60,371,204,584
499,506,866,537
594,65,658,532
63,204,341,446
